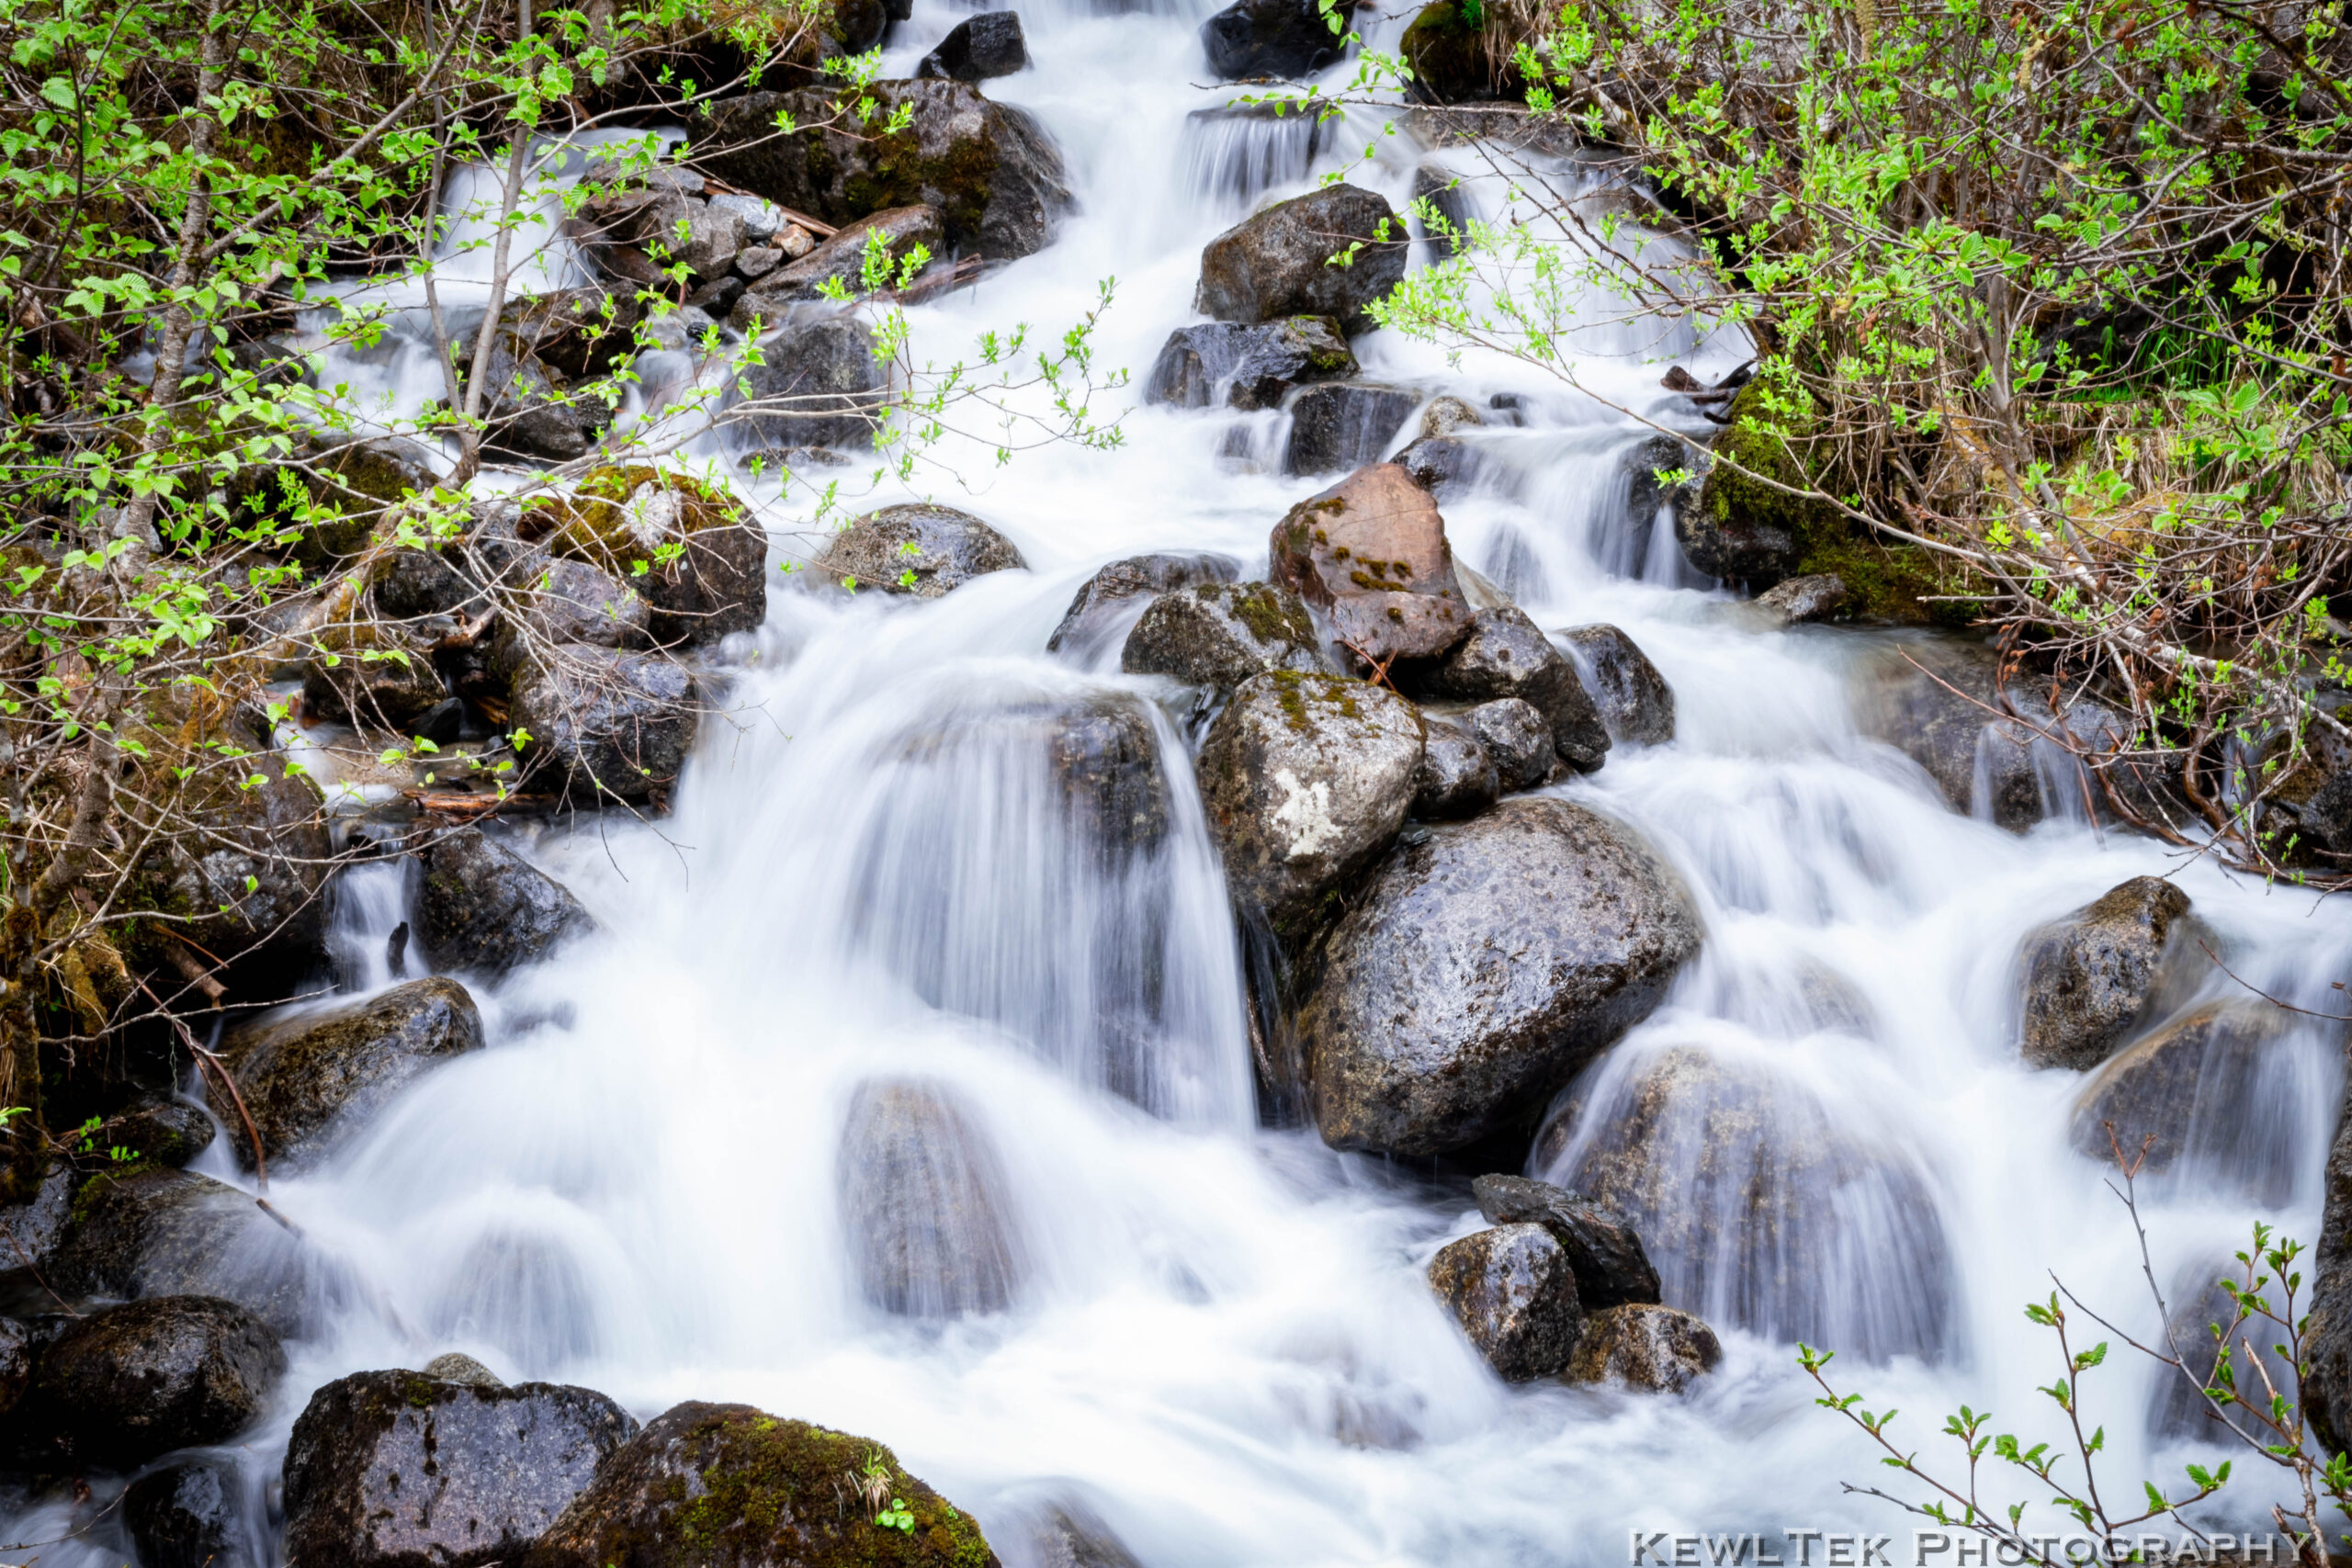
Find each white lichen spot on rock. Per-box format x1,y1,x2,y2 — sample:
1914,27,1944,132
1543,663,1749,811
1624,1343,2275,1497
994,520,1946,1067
1269,768,1341,859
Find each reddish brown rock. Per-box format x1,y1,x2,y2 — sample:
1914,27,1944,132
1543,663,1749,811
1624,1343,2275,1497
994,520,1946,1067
1270,463,1472,668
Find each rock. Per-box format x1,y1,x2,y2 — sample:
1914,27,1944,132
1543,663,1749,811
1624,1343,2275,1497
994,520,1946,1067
284,1369,639,1568
49,1165,345,1336
1565,1303,1723,1393
287,434,444,562
639,304,718,352
720,312,887,451
1284,381,1419,476
2019,876,2201,1071
1419,396,1483,438
127,1460,253,1568
416,826,597,976
734,243,782,280
1143,316,1356,411
1430,605,1610,770
1427,1224,1583,1382
815,502,1025,596
2147,1257,2301,1441
679,201,747,278
1007,1497,1144,1568
0,1165,75,1279
501,557,653,653
837,1077,1023,1320
1400,0,1512,101
542,467,766,648
523,1402,999,1568
422,1350,505,1387
0,1318,39,1425
1200,0,1342,79
569,178,697,283
1557,624,1674,748
1194,671,1425,937
1393,435,1479,499
741,205,944,307
1411,716,1498,820
1299,798,1702,1156
1757,572,1849,626
1538,1044,1957,1360
118,767,331,1000
1471,1173,1661,1309
106,1100,218,1168
19,1295,282,1471
1680,383,1835,585
708,191,791,243
1623,434,1699,535
1118,581,1325,690
2070,1002,2290,1197
1196,185,1408,335
212,976,485,1170
1270,462,1474,668
508,644,699,802
1046,552,1240,660
372,546,482,621
684,274,745,316
301,616,450,734
1411,164,1475,255
474,341,610,464
1460,697,1551,790
919,10,1028,79
700,78,1069,259
500,288,641,383
2303,1083,2352,1456
1040,695,1172,858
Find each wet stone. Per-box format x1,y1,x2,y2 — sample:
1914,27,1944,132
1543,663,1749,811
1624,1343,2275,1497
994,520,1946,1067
1200,0,1343,78
1047,552,1240,662
1284,382,1420,476
1472,1173,1661,1310
1119,580,1325,691
1143,316,1355,412
1430,605,1610,771
1270,461,1474,669
416,826,597,976
1557,623,1674,748
2019,876,2199,1071
1196,186,1408,335
1566,1303,1722,1393
1461,696,1552,790
127,1461,254,1568
1410,716,1498,820
918,10,1029,79
837,1077,1023,1320
1427,1224,1584,1382
20,1295,284,1472
816,502,1025,597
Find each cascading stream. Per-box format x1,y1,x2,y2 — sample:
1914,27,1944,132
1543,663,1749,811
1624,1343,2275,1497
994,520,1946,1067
21,0,2351,1564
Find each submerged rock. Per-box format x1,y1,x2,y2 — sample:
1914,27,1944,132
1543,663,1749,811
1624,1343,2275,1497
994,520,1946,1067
416,826,597,976
1194,671,1425,937
1566,1303,1722,1393
1200,0,1343,78
1284,382,1419,476
1557,624,1674,748
919,10,1028,79
1430,605,1609,771
816,502,1025,597
1119,580,1325,690
1196,186,1408,335
838,1078,1023,1320
212,976,485,1169
2071,1002,2290,1198
48,1165,343,1336
524,1402,1000,1568
1299,798,1701,1156
1411,716,1498,820
1428,1224,1583,1382
20,1295,283,1472
127,1460,253,1568
284,1369,638,1568
1143,317,1355,411
509,644,699,803
1757,573,1849,626
1271,462,1473,668
2018,876,2199,1071
1046,552,1240,660
1472,1173,1661,1310
1003,1497,1144,1568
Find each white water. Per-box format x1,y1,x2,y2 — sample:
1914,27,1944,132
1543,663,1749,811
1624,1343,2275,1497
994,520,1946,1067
30,3,2352,1564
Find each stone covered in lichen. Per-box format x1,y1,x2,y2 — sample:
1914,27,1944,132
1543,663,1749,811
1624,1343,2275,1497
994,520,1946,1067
1119,580,1325,691
530,466,765,648
523,1401,999,1568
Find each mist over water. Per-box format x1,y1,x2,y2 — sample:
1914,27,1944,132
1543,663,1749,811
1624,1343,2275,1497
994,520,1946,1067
34,0,2352,1562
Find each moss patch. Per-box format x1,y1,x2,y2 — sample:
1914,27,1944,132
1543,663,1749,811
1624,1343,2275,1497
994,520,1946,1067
537,466,746,577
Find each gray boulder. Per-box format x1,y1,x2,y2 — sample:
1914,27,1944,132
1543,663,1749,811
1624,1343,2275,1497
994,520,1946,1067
1119,580,1325,690
838,1077,1023,1321
1201,0,1343,79
1566,1303,1722,1393
1284,382,1419,476
1757,572,1849,626
2070,1002,2289,1199
1196,185,1408,335
499,558,651,656
211,976,485,1170
473,342,610,464
1558,624,1674,747
508,644,698,802
815,502,1025,597
1144,316,1355,411
1471,1173,1661,1309
20,1295,283,1472
1194,672,1425,937
1427,1224,1584,1382
416,826,596,976
1461,697,1552,790
1430,606,1610,771
283,1369,638,1568
719,312,887,454
1395,434,1480,499
301,618,450,735
2018,876,2199,1070
1046,552,1239,661
127,1461,253,1568
1298,798,1701,1156
498,287,642,383
919,10,1028,79
1411,716,1498,820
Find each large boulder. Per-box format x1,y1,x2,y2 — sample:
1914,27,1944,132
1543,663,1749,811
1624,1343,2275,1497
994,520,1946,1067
127,1460,253,1568
1200,0,1343,79
2018,876,2200,1070
1143,317,1355,411
415,826,596,976
1194,672,1425,937
283,1369,639,1568
0,1163,77,1281
1196,186,1408,335
1299,799,1701,1156
1427,1224,1584,1382
523,1401,1000,1568
719,312,888,453
1411,716,1498,820
1271,462,1474,669
1472,1173,1661,1310
17,1295,282,1472
499,287,642,384
1557,625,1674,748
508,644,699,803
472,340,611,464
1046,552,1239,661
699,79,1069,260
1430,605,1610,771
1565,1303,1723,1393
816,502,1025,597
1757,572,1849,626
1284,382,1419,477
918,11,1028,79
1679,384,1834,586
212,976,484,1170
1119,581,1325,690
837,1077,1023,1320
540,468,766,649
2070,1002,2290,1201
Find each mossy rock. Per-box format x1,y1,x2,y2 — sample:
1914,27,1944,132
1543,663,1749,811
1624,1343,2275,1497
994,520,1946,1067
524,1401,998,1568
1401,0,1518,103
538,466,743,575
535,468,766,646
